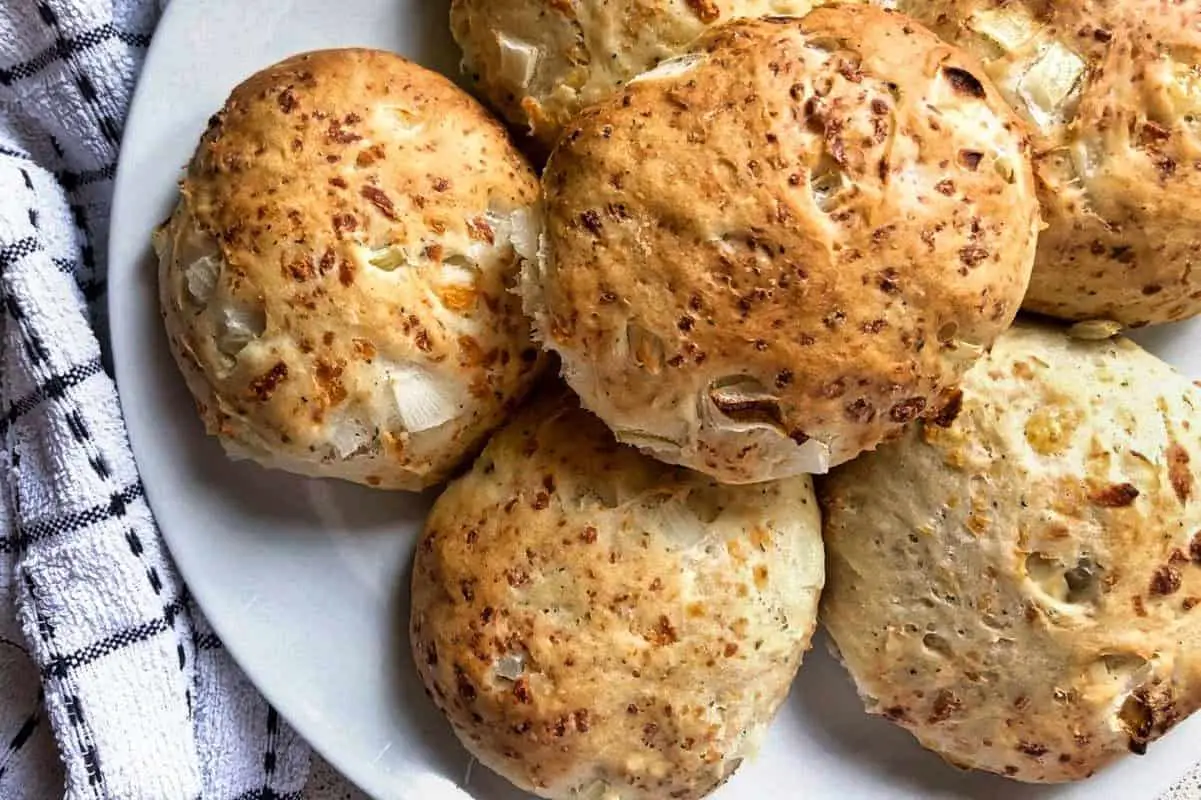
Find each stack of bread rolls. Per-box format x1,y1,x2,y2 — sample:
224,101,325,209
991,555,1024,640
156,1,1201,797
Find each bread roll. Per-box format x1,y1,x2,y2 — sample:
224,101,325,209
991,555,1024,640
449,0,860,148
156,49,545,490
525,8,1040,484
410,391,824,799
820,321,1201,782
896,0,1201,326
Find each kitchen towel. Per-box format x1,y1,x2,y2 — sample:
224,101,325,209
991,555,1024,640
0,0,311,798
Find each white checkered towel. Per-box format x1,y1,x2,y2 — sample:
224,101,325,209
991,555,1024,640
0,1,310,797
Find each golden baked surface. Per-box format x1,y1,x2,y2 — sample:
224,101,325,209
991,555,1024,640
449,0,849,147
897,0,1201,326
410,391,824,799
820,321,1201,782
526,7,1040,484
156,48,545,490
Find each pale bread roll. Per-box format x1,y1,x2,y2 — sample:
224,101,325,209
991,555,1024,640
821,321,1201,782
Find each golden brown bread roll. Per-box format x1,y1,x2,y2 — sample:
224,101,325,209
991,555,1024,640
896,0,1201,326
525,8,1040,484
820,321,1201,782
410,391,824,799
156,49,545,490
448,0,860,148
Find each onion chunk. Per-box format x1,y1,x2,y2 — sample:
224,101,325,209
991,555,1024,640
629,54,704,84
216,304,266,357
496,33,540,89
970,7,1037,52
388,363,460,433
184,255,220,304
494,653,525,681
1019,42,1085,127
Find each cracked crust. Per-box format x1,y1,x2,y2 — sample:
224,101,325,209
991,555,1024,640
898,0,1201,326
525,7,1040,483
156,49,545,490
410,390,824,799
820,320,1201,782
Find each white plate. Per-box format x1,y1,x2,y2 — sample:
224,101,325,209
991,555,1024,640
108,2,1201,799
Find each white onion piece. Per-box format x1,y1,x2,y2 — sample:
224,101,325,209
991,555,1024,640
640,497,709,549
1019,42,1085,127
216,305,265,357
184,255,220,304
970,7,1037,52
494,653,525,681
629,53,704,84
534,230,551,280
328,415,372,459
506,206,541,262
388,363,460,433
945,339,985,365
496,33,540,89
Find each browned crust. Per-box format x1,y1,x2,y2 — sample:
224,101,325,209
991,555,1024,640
899,0,1201,326
533,7,1039,481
